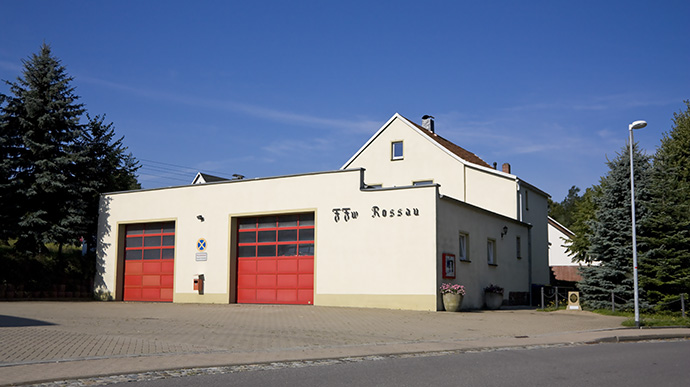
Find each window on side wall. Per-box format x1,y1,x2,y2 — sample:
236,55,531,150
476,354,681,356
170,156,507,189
487,238,497,265
516,236,522,259
391,141,403,160
459,232,469,262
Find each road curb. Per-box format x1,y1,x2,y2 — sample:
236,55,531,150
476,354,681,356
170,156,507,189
589,333,690,344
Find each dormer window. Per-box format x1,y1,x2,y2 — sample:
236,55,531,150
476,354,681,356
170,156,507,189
391,141,403,160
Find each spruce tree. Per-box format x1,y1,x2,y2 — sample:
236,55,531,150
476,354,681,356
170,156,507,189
0,44,85,253
640,100,690,310
578,143,651,310
77,114,140,261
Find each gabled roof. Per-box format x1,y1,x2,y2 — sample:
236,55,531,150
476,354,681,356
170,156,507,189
548,216,575,238
405,117,492,169
192,172,229,185
342,113,494,171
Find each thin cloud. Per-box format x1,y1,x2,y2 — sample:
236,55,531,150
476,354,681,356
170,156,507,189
79,75,378,134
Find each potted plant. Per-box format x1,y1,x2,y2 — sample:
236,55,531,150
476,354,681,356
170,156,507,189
440,283,466,312
484,283,504,310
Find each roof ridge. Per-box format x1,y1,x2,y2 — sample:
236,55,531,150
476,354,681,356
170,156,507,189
401,115,492,169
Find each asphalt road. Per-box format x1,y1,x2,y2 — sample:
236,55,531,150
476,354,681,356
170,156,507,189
108,340,689,387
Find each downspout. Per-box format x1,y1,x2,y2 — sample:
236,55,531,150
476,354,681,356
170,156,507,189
528,225,533,306
517,180,523,222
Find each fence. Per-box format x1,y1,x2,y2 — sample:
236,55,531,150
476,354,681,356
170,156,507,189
539,287,688,318
538,286,576,309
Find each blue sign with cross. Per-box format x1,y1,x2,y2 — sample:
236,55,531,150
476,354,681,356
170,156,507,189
197,238,207,251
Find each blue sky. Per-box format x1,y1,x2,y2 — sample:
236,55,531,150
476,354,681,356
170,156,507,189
1,1,688,201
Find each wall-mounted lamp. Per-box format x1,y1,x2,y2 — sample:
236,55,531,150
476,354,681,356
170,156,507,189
501,226,508,239
196,215,205,222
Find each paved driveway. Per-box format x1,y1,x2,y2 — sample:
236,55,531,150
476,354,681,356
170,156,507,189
0,301,681,385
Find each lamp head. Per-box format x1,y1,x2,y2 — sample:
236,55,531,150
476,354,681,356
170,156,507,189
629,120,647,130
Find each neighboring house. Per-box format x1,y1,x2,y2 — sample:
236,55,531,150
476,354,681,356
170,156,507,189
191,172,229,185
547,217,582,284
94,113,550,311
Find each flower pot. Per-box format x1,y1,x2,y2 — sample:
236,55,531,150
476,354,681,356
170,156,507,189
485,292,503,310
442,293,463,312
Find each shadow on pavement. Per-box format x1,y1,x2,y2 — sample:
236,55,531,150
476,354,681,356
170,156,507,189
0,315,56,327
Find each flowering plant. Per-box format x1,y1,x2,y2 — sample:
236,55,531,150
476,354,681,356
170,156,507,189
440,283,466,296
484,283,504,294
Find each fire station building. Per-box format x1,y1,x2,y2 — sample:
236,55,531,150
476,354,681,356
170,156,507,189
94,114,550,311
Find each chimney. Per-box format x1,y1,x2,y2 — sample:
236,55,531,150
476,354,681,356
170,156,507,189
493,162,497,170
422,115,435,133
502,163,511,174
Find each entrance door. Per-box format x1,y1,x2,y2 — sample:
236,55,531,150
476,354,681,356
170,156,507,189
237,213,314,304
123,221,175,302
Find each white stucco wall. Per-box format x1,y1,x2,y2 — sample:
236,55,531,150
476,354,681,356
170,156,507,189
465,167,518,219
548,220,575,266
436,197,531,309
344,117,467,197
96,169,440,310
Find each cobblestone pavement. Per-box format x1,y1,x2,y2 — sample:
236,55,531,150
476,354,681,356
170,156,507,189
0,302,688,386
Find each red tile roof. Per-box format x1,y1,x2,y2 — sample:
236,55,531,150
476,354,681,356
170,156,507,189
551,266,582,282
404,117,493,169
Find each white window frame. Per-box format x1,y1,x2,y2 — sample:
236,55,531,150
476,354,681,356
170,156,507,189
459,232,469,262
487,238,497,265
391,141,404,160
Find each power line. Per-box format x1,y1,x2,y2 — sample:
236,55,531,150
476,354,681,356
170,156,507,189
138,158,237,179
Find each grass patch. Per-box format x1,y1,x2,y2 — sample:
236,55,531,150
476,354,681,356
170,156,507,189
592,309,690,327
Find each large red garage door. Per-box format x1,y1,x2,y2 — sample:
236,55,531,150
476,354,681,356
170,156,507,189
123,221,175,302
237,213,314,304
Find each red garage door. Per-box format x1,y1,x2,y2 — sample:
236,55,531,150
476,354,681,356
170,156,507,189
123,222,175,302
237,213,314,304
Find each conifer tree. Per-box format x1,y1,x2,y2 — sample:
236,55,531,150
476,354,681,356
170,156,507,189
640,100,690,309
578,143,651,310
77,114,140,261
0,44,85,253
565,185,600,263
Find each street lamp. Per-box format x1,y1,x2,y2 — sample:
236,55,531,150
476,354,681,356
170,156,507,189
629,119,646,328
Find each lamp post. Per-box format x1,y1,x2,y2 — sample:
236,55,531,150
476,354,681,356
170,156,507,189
629,120,646,328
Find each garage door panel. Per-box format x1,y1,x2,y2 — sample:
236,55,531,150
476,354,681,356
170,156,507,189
238,289,256,303
277,289,297,303
298,258,313,273
237,213,314,305
297,289,313,304
160,275,174,287
143,261,162,274
124,275,142,286
142,288,162,300
238,274,257,287
238,259,257,273
123,222,175,302
160,288,173,301
277,259,298,272
161,260,174,273
257,259,277,273
125,261,143,274
277,274,298,287
298,274,313,288
124,288,142,300
257,274,276,287
256,289,276,302
142,275,161,287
